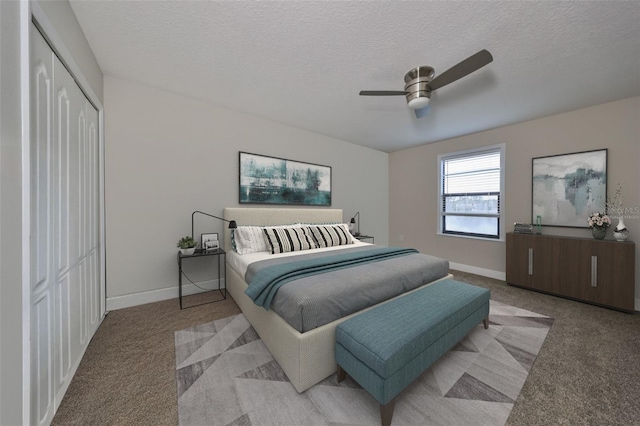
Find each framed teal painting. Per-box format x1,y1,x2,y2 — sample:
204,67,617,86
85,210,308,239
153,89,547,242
532,149,607,228
239,152,332,206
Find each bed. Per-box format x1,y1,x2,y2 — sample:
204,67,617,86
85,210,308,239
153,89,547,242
223,207,452,393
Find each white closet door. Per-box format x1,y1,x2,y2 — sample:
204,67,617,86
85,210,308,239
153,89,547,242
52,38,87,405
30,23,102,425
30,22,55,426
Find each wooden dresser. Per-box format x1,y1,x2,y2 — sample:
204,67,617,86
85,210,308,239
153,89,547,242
506,232,635,312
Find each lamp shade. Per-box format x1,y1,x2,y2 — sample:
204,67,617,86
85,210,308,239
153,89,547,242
349,212,360,237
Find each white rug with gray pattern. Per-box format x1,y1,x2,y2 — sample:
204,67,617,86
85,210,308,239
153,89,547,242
175,300,553,426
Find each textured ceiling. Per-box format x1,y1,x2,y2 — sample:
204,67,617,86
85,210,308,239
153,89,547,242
69,1,640,153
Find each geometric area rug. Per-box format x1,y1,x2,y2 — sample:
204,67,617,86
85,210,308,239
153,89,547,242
175,300,554,426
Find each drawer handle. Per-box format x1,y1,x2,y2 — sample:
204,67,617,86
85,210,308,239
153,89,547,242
528,248,533,275
591,256,597,287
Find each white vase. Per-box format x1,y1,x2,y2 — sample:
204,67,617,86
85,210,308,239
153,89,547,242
180,247,196,255
613,217,629,242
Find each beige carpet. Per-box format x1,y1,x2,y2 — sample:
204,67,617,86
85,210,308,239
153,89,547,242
51,271,640,425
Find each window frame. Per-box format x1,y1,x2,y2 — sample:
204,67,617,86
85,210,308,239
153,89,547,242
437,144,506,241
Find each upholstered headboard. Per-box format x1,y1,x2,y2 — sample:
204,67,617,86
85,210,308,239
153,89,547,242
223,208,343,252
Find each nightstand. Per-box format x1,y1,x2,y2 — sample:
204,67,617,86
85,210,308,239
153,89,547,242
177,248,227,309
355,235,375,244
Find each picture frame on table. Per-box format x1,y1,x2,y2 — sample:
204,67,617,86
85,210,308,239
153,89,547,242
201,233,219,251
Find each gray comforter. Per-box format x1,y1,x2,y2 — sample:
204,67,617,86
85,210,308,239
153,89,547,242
245,246,449,332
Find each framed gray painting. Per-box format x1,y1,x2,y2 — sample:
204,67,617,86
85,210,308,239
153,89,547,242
239,152,332,206
532,149,607,228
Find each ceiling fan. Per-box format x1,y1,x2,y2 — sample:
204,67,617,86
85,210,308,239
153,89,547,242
359,49,493,118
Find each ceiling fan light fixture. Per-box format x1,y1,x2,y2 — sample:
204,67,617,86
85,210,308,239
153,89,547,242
358,50,493,117
407,96,430,109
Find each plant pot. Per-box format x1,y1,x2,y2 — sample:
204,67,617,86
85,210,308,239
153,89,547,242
592,227,606,240
180,247,196,255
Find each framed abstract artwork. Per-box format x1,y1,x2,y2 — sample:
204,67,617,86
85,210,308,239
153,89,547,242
239,152,332,206
532,149,607,228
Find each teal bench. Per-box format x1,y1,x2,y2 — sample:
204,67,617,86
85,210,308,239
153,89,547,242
335,279,490,426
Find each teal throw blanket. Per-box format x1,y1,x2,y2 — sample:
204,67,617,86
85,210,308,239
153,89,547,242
245,247,419,309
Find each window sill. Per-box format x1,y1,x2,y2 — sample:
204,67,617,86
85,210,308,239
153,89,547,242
437,232,505,243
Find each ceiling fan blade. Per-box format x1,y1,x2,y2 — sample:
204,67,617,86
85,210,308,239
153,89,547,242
427,49,493,91
414,105,430,118
359,90,407,96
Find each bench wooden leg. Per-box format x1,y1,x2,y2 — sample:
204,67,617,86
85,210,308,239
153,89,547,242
483,317,489,329
380,398,396,426
336,364,347,383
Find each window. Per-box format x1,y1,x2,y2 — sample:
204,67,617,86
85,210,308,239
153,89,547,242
439,145,504,239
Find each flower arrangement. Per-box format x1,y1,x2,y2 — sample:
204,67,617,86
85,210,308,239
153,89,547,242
605,183,624,218
605,183,628,233
588,212,611,230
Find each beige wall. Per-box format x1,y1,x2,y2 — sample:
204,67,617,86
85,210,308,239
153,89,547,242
104,76,389,308
390,96,640,308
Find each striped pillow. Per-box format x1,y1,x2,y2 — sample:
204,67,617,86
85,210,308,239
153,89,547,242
308,224,354,248
263,226,317,254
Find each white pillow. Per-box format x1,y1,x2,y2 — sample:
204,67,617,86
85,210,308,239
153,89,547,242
233,226,270,255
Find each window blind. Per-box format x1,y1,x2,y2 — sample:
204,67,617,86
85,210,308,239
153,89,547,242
442,150,501,195
440,147,502,239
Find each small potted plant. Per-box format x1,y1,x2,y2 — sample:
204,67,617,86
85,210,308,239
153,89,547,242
177,236,197,255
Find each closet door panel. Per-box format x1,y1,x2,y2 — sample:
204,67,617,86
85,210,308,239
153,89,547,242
86,102,101,331
30,23,55,426
33,294,52,424
53,52,86,391
53,81,69,274
52,61,71,390
78,105,89,343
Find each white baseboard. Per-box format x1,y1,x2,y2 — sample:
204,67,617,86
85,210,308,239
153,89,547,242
448,262,506,281
106,279,225,311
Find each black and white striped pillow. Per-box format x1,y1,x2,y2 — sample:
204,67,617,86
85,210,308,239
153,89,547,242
263,226,317,254
308,224,353,248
